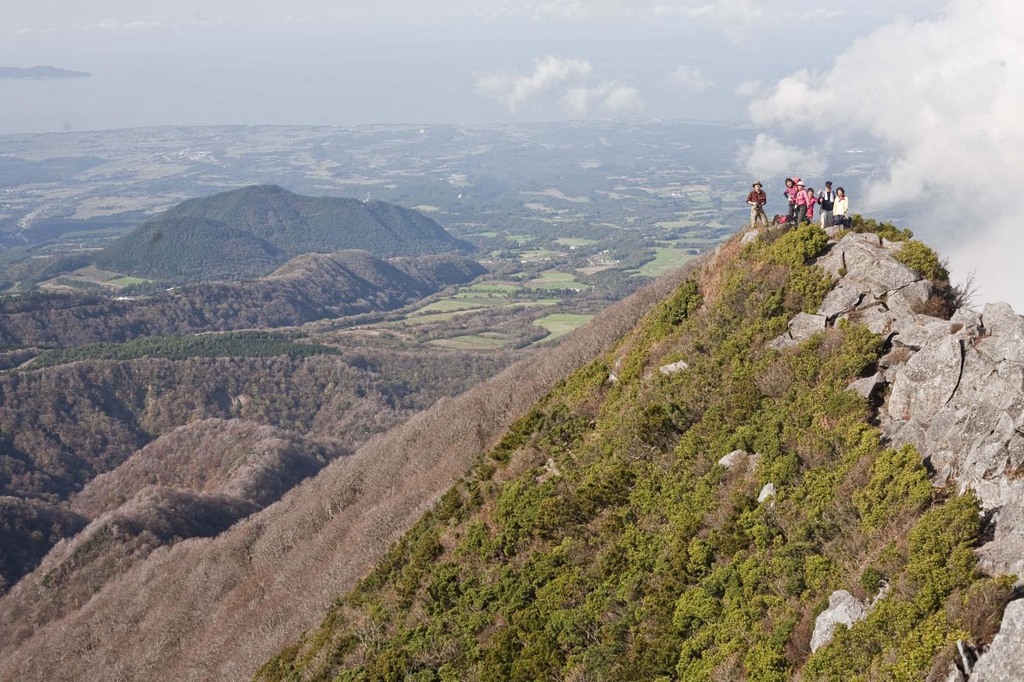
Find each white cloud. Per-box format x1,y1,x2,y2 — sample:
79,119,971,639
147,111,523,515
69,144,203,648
748,0,1024,309
676,0,763,24
737,133,825,185
563,82,643,115
477,56,640,116
668,65,713,91
476,56,593,112
734,80,763,97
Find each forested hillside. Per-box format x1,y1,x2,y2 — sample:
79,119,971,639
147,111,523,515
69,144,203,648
95,185,471,281
0,344,512,596
257,223,1014,681
0,252,484,348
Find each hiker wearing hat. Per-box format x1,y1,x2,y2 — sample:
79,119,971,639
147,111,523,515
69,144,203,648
794,180,810,224
747,181,768,227
783,178,800,224
818,181,836,228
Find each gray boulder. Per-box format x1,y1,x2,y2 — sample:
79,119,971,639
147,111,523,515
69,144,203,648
769,312,828,350
810,590,868,652
659,360,689,375
719,449,749,469
847,372,885,399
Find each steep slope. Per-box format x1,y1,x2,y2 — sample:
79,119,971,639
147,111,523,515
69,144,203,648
95,185,470,281
0,498,86,593
0,420,330,650
253,222,1013,681
93,216,284,281
0,244,697,681
0,251,485,348
0,347,511,592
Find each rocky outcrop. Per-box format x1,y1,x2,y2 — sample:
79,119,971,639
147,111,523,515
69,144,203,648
777,228,1024,673
718,449,760,471
811,590,869,652
881,302,1024,578
770,232,939,350
658,360,689,375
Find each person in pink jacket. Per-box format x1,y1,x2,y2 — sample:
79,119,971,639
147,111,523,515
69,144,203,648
803,186,817,223
783,178,800,224
794,180,809,223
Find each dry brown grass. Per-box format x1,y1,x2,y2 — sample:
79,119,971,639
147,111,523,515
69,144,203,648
694,236,743,309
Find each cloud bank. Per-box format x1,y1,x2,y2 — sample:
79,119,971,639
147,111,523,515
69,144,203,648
668,65,713,92
738,133,825,186
476,56,641,116
748,0,1024,309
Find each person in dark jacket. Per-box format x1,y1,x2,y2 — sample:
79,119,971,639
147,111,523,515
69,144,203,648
747,181,768,227
817,181,836,227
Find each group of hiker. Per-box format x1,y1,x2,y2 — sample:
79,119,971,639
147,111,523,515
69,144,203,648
746,178,850,229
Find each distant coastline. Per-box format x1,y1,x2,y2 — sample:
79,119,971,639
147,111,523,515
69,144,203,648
0,66,91,80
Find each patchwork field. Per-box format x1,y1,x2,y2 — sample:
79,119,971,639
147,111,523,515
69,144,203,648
632,248,697,277
533,313,594,341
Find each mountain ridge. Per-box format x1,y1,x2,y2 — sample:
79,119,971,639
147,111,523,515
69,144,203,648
2,219,1022,681
255,221,1020,682
0,250,485,348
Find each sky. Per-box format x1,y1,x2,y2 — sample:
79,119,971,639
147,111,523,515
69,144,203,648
2,0,1022,308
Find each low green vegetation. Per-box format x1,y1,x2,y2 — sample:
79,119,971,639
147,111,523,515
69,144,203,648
27,331,338,369
633,247,698,277
417,298,502,314
524,271,586,291
258,222,1008,682
428,335,511,350
532,313,594,341
553,238,599,247
107,276,150,287
519,248,561,262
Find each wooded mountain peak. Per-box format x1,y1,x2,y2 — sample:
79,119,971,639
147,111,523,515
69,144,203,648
96,185,471,282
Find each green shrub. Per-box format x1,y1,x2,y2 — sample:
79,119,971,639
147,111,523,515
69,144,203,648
854,444,933,531
849,214,914,241
894,239,949,282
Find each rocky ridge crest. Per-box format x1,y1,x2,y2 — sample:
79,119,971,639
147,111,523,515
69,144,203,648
764,227,1024,680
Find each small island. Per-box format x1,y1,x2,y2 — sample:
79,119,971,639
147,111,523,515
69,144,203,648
0,66,91,80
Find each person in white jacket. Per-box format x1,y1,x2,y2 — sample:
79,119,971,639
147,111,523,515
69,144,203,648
833,187,850,228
